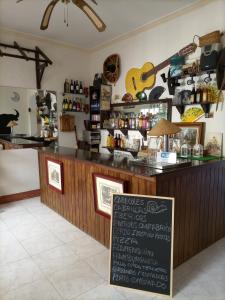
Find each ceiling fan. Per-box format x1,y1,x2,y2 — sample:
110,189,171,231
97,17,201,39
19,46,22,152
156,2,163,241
16,0,106,32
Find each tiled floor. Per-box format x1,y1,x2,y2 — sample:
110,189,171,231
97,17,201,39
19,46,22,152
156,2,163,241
0,197,224,300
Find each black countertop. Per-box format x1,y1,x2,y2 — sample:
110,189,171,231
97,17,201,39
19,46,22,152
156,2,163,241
0,135,48,146
38,146,223,177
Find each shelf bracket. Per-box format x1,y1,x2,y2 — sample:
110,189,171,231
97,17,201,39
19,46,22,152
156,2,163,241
0,41,53,89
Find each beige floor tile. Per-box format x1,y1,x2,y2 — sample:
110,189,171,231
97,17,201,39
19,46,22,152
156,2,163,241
1,279,62,300
48,260,104,299
0,257,43,296
53,229,84,243
10,220,50,241
32,244,79,276
67,235,106,259
86,249,110,279
0,241,29,266
75,282,127,300
20,232,63,256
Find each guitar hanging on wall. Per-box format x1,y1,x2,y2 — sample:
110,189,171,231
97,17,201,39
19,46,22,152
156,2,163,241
125,43,197,99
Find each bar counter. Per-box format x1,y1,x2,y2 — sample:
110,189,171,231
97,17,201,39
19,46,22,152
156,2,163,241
0,135,44,149
38,147,225,267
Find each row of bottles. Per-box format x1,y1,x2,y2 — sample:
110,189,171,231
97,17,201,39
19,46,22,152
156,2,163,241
64,79,84,95
62,98,87,112
182,84,216,105
106,134,126,149
106,112,159,130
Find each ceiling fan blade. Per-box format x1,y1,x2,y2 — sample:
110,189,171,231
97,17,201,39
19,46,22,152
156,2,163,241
40,0,60,30
72,0,106,32
16,0,23,2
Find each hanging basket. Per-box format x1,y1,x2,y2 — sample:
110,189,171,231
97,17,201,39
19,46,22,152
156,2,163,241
199,31,221,47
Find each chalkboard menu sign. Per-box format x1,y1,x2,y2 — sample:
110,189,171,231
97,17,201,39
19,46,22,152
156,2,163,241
110,194,174,298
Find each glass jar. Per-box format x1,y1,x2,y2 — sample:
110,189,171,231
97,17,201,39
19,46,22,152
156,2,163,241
180,143,191,158
193,144,203,157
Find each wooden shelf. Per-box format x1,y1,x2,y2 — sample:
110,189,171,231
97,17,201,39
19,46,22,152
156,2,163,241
111,98,172,108
104,128,148,140
63,92,87,97
174,102,211,115
62,110,86,113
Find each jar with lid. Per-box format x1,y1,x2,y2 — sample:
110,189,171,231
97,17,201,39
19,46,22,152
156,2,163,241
193,144,203,157
180,142,191,158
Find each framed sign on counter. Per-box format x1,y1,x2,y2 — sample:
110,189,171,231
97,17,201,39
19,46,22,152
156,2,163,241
110,193,174,298
46,158,64,194
93,173,125,218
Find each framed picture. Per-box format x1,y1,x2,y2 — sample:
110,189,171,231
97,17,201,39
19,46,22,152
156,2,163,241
205,132,223,157
173,122,205,147
93,173,125,218
100,84,112,111
46,158,64,194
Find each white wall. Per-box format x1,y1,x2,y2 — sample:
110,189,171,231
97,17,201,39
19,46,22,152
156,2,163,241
0,149,39,196
0,28,91,147
90,0,225,153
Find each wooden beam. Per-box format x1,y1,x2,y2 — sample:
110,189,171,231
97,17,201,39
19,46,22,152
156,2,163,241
36,46,52,65
14,41,29,61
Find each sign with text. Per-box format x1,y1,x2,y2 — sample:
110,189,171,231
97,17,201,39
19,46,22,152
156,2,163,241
110,194,174,298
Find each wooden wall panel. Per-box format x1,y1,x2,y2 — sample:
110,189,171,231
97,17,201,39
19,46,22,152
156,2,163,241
38,152,156,248
156,161,225,267
39,151,225,268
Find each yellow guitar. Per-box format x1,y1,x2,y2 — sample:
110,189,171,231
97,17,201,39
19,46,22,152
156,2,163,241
125,43,197,99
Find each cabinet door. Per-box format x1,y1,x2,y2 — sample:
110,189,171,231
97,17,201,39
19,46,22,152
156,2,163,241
60,115,75,132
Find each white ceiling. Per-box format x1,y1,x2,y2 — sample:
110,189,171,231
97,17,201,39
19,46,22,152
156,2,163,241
0,0,201,50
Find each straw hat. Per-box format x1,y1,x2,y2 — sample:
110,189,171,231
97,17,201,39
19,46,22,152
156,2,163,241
103,54,120,84
148,118,181,136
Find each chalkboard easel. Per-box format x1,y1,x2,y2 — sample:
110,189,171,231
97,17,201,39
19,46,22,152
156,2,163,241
110,193,174,298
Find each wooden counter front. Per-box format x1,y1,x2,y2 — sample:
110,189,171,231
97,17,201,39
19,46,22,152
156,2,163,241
38,147,225,267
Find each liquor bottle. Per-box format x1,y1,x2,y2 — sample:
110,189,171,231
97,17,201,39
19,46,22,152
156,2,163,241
190,85,196,104
62,98,66,111
117,134,121,149
64,99,69,111
72,100,77,111
195,85,202,103
79,81,83,94
68,100,73,111
124,115,128,129
76,99,81,111
138,114,143,129
64,79,69,93
75,80,80,94
114,134,118,148
106,133,111,148
202,86,208,103
70,80,74,94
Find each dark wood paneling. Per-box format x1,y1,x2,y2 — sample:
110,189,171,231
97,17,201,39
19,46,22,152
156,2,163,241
156,162,225,267
39,151,225,268
38,152,156,248
0,189,40,204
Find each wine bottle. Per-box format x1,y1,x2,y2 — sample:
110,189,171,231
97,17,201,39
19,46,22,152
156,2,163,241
68,100,73,111
70,80,74,93
64,79,70,93
75,80,79,94
72,100,76,111
64,99,69,110
106,133,111,148
190,85,196,104
79,81,83,94
195,85,202,103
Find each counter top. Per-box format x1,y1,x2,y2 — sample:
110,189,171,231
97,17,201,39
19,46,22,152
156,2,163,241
38,146,223,177
0,135,44,147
